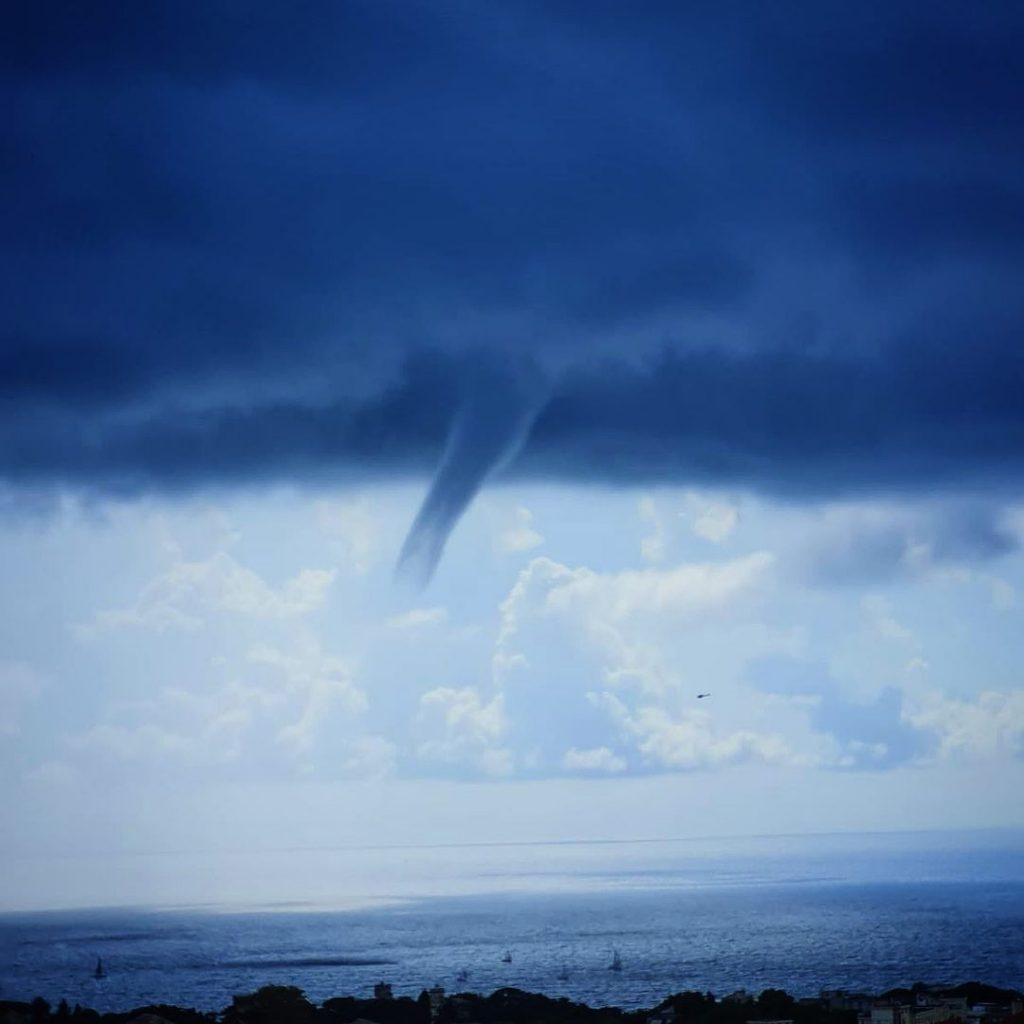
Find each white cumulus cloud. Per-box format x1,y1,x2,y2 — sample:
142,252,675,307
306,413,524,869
541,551,774,624
862,594,914,643
79,551,334,635
497,505,544,554
563,746,627,774
591,691,802,771
907,689,1024,760
689,496,739,543
387,606,449,629
638,495,668,563
416,686,510,774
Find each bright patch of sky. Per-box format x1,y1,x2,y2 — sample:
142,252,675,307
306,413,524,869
2,484,1023,908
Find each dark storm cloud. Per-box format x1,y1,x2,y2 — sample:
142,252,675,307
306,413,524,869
3,1,1024,567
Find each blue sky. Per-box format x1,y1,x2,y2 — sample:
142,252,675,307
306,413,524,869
3,484,1023,909
2,1,1024,908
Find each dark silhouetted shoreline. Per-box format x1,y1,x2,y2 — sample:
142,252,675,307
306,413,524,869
3,981,1022,1024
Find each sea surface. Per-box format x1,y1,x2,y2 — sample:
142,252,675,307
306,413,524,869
2,830,1023,1013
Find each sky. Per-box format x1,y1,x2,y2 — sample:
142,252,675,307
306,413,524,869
2,2,1024,910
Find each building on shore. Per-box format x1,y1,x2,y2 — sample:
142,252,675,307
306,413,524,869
427,986,445,1022
822,990,874,1013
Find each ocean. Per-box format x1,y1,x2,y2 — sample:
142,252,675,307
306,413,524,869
2,830,1023,1013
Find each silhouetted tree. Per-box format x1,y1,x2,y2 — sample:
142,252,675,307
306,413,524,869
417,990,433,1024
225,986,315,1024
757,990,796,1019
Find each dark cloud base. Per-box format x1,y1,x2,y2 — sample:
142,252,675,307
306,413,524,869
5,341,1022,495
3,2,1024,566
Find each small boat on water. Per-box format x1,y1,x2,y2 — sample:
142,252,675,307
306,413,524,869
609,949,622,972
94,958,106,979
501,949,512,963
456,969,469,986
558,966,570,981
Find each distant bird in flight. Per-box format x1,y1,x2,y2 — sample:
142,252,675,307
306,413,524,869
697,692,711,699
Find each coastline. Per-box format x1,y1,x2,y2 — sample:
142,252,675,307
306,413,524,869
3,981,1023,1024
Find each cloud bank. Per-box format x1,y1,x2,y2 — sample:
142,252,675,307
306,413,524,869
4,2,1024,573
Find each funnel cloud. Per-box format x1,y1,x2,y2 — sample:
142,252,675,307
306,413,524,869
397,360,543,586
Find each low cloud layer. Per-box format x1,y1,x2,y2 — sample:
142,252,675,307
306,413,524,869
6,341,1023,495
